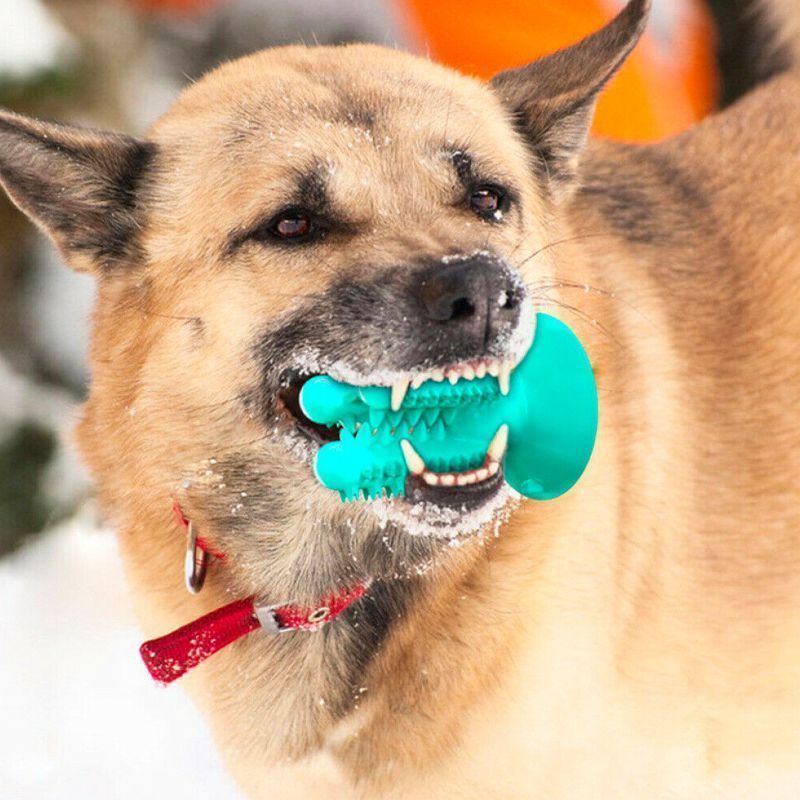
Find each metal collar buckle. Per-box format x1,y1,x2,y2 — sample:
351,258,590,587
253,604,295,635
184,520,208,594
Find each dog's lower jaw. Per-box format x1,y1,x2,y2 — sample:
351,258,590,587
368,480,520,540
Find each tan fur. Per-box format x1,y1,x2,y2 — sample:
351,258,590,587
2,3,800,797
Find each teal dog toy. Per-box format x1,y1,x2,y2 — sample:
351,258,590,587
299,313,598,502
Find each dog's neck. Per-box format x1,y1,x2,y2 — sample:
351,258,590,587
115,492,495,747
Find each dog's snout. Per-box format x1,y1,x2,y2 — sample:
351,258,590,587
415,256,522,346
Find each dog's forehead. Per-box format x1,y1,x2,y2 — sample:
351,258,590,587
151,44,522,170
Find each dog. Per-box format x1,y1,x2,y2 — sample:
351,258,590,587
2,0,800,796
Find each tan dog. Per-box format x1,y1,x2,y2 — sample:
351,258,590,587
2,1,800,796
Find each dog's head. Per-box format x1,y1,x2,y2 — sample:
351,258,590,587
0,2,647,594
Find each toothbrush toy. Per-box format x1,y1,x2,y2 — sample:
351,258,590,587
299,313,599,503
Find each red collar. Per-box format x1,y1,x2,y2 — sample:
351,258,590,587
138,503,369,684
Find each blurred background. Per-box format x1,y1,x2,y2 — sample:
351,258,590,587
0,0,784,797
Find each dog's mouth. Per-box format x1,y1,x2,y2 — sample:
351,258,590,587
278,374,339,444
277,358,514,515
402,454,506,512
397,421,507,511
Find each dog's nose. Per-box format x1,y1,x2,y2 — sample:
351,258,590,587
416,255,521,344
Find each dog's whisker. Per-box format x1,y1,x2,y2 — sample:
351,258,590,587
174,397,242,414
528,279,613,296
514,232,618,272
506,230,538,264
124,306,199,323
529,279,658,329
442,70,457,149
533,298,622,347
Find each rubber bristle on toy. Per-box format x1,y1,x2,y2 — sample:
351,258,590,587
300,313,598,502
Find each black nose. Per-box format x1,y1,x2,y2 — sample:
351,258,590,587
415,255,522,346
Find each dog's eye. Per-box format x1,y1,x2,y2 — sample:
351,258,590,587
268,209,315,241
469,185,508,221
240,207,329,250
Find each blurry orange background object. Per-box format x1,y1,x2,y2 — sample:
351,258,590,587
127,0,718,142
401,0,718,141
126,0,222,15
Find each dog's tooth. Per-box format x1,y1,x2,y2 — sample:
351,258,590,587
476,467,490,481
431,369,444,382
475,362,487,379
462,473,477,485
448,370,459,385
498,362,511,396
488,460,500,476
423,472,438,486
440,474,455,487
456,474,471,486
487,423,509,462
487,361,500,377
411,375,426,390
400,440,426,475
462,365,475,381
391,378,410,411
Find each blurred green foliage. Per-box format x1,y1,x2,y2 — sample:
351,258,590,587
0,423,56,555
0,65,82,109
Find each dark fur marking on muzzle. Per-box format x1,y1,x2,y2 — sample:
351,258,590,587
251,255,526,424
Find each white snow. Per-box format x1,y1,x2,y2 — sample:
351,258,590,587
0,509,242,799
22,240,96,389
0,0,75,77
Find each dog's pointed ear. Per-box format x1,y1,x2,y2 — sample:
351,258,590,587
0,109,154,273
490,0,650,199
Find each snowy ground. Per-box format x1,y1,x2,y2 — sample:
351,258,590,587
0,509,242,799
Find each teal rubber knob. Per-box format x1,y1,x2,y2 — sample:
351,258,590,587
502,313,598,499
299,313,598,502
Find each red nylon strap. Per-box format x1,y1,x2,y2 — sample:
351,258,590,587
271,582,368,631
140,597,258,684
139,584,368,684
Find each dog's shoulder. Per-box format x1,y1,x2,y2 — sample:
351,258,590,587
576,71,800,279
575,74,800,246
